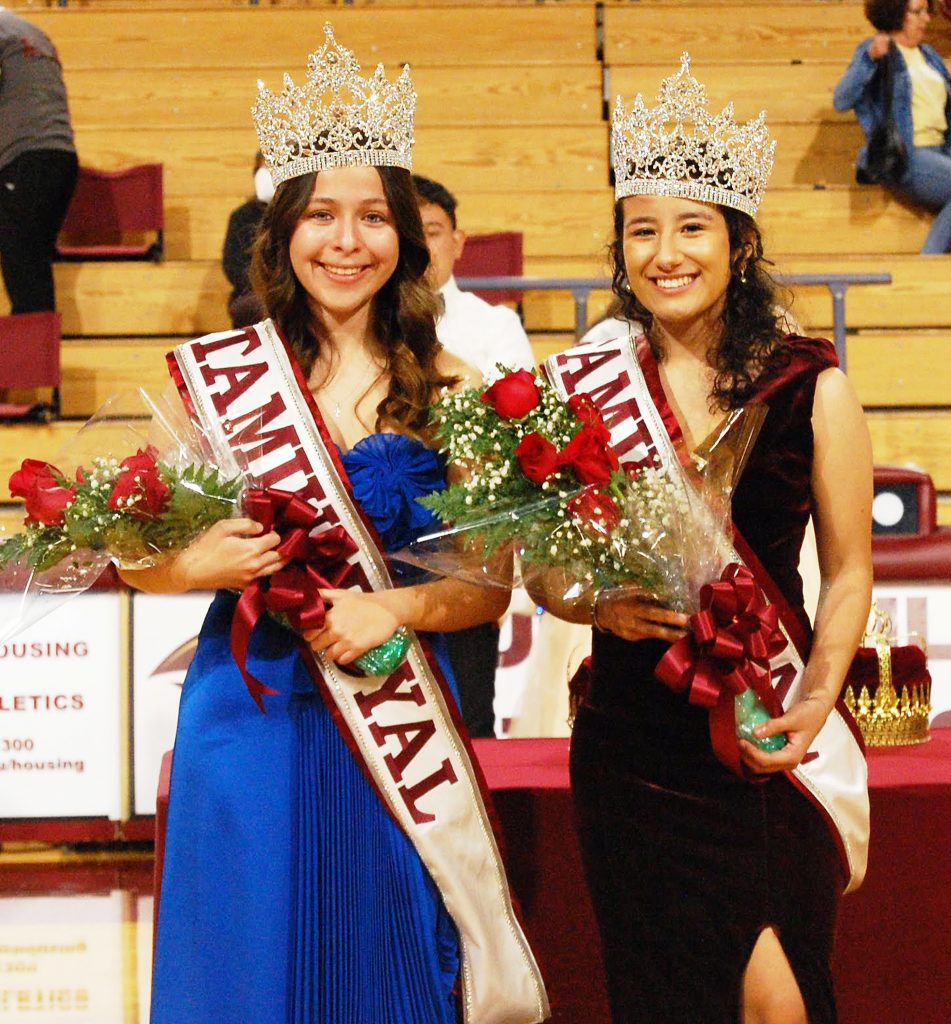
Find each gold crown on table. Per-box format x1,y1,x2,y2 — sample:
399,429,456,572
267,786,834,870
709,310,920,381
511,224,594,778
842,605,932,747
611,53,775,216
252,23,415,187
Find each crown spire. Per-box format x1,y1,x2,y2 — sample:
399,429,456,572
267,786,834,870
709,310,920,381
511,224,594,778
252,23,416,187
611,53,775,216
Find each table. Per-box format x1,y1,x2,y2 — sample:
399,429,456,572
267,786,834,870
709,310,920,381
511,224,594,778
471,732,951,1024
156,732,951,1023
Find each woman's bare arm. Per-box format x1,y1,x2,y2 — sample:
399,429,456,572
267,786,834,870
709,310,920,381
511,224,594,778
741,367,873,772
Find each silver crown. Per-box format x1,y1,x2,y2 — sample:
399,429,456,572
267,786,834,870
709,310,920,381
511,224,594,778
612,53,775,216
252,23,415,187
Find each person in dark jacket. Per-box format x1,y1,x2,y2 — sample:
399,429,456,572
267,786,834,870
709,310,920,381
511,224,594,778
834,0,951,252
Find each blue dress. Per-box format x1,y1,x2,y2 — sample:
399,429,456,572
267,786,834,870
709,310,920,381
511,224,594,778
151,434,461,1024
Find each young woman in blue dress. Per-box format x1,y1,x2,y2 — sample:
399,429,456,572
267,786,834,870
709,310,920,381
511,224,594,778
120,26,548,1024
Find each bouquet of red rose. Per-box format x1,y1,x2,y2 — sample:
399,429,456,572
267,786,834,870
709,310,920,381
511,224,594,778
0,389,243,642
0,388,412,681
398,368,783,753
405,367,734,604
2,448,241,576
407,369,621,582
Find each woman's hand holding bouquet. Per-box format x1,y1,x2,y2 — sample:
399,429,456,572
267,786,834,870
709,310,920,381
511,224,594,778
153,518,287,593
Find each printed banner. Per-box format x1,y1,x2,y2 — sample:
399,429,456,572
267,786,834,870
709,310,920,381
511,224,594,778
136,895,154,1024
0,593,123,820
130,592,213,816
0,893,126,1023
493,589,542,730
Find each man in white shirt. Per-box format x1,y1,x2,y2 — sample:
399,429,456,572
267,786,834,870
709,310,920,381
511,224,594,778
412,175,534,737
413,174,534,376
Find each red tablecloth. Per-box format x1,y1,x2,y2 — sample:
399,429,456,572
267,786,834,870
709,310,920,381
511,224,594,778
472,731,951,1024
156,732,951,1023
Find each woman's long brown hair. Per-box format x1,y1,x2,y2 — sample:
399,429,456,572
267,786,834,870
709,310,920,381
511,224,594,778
250,165,457,433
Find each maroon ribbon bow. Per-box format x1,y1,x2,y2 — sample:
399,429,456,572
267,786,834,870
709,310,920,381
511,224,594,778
231,488,358,711
655,563,788,775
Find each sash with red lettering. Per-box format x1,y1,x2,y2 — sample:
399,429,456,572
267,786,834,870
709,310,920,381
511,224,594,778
544,330,869,893
168,319,550,1024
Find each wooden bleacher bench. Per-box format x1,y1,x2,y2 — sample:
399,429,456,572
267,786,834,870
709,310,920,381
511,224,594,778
1,0,946,519
27,7,597,68
777,255,951,330
21,329,951,421
63,64,603,130
58,338,177,417
608,60,858,127
25,247,951,350
602,3,951,66
845,331,951,407
1,411,947,518
49,261,230,336
69,126,608,196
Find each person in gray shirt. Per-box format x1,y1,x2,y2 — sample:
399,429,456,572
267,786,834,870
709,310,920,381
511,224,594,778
0,7,77,314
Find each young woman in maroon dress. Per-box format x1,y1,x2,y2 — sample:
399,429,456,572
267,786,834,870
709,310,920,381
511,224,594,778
535,58,873,1024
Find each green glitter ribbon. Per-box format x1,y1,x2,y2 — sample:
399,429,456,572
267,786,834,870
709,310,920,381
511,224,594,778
735,688,786,752
353,627,412,676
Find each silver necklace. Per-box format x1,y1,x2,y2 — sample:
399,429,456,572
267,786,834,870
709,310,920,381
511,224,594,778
320,357,383,420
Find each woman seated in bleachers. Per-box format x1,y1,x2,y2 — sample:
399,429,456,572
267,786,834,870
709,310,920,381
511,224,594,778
835,0,951,253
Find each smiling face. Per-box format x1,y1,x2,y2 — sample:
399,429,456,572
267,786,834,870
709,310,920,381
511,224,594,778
620,194,734,338
289,164,400,331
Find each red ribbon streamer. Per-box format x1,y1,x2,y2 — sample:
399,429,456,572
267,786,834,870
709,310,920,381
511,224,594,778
655,563,787,776
231,488,358,712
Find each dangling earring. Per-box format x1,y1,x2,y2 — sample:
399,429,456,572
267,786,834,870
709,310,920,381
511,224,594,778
739,270,747,284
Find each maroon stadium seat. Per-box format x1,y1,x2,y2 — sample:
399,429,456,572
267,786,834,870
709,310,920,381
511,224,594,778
0,311,61,421
872,465,951,579
455,230,523,304
57,163,164,261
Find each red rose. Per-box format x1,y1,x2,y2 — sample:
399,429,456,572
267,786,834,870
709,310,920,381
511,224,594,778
515,433,559,484
9,459,57,500
9,459,75,527
480,369,541,419
119,446,160,475
558,424,620,486
566,488,620,536
568,393,604,428
108,458,170,521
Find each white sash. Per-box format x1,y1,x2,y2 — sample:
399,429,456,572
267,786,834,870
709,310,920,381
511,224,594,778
169,319,550,1024
544,331,869,893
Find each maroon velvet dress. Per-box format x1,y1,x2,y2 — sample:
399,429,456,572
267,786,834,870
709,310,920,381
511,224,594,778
570,336,845,1024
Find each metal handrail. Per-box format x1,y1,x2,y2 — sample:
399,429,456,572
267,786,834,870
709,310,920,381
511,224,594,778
456,272,892,371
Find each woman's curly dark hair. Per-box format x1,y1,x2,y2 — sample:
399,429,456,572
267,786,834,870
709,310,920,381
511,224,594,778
865,0,930,33
250,165,457,434
609,201,793,411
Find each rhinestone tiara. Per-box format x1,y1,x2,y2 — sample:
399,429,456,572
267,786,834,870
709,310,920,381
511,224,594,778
611,53,775,216
252,23,415,187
